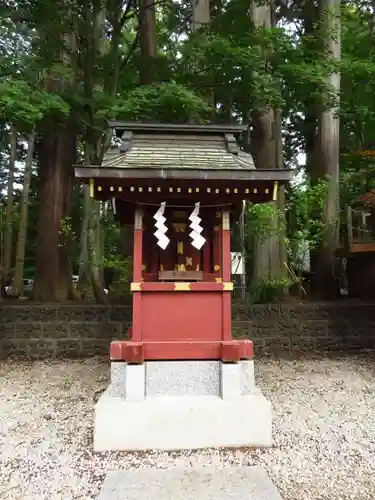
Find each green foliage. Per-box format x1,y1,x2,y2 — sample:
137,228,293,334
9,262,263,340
0,79,70,129
2,0,375,304
59,216,73,237
114,82,212,123
286,179,329,265
246,203,283,242
103,255,132,283
339,3,375,197
249,277,292,304
58,216,76,248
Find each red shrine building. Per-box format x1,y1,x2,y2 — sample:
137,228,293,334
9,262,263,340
75,122,292,452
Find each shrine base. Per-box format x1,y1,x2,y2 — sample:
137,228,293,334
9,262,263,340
94,361,272,452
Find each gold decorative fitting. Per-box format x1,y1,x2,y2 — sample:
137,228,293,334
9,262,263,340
169,187,173,192
138,187,143,192
188,188,192,193
177,241,184,255
196,188,200,193
177,187,181,193
157,187,161,192
118,186,123,192
207,188,211,193
223,282,234,291
130,282,142,292
186,257,193,266
110,186,114,191
245,188,250,194
253,188,258,194
177,264,186,272
142,265,146,271
214,264,220,272
265,188,269,194
215,277,223,283
226,188,230,193
174,282,191,291
234,188,238,193
196,264,200,271
160,264,164,271
215,189,219,194
148,187,152,192
89,178,94,198
97,186,103,192
130,186,135,192
273,181,279,201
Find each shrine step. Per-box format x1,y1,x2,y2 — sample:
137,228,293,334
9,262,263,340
98,466,282,500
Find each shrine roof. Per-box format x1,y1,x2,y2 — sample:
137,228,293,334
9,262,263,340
104,122,255,172
75,122,293,183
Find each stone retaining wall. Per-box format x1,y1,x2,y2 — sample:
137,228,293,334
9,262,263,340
1,301,375,359
232,301,375,356
0,304,132,359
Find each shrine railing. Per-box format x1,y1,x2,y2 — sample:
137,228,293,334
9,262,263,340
338,206,375,251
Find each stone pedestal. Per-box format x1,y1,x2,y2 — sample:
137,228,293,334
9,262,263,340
94,360,272,451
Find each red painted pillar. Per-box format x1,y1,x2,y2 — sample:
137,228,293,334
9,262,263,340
221,209,232,341
132,207,143,341
203,225,211,276
213,215,222,279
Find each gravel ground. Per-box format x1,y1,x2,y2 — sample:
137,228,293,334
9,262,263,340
1,355,375,500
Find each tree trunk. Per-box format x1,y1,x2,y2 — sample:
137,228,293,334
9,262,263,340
274,108,287,280
3,125,17,287
10,131,36,297
192,0,210,31
77,144,108,303
250,0,281,288
33,125,76,301
78,185,94,299
88,198,108,302
311,0,341,298
139,0,157,84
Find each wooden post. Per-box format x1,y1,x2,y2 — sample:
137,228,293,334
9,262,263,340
213,214,222,280
132,207,143,341
221,210,231,281
221,209,232,341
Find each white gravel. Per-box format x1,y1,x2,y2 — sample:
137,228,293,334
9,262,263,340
1,355,375,500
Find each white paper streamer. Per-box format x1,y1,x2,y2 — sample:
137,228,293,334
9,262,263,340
153,202,170,250
188,202,206,250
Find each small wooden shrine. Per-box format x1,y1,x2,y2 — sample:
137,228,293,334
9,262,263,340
76,122,292,452
75,122,292,364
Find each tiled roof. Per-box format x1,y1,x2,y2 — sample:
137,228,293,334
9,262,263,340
102,132,255,171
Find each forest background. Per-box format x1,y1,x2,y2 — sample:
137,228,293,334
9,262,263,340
0,0,374,303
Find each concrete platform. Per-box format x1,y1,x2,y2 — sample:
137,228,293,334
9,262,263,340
98,466,282,500
94,360,272,452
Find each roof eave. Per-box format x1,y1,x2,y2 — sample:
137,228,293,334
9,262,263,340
108,121,248,135
74,166,293,183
